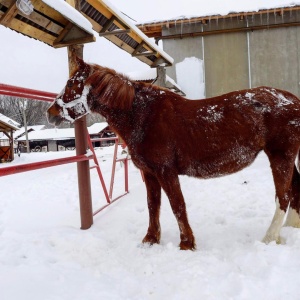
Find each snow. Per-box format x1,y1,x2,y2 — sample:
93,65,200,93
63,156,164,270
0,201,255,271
133,0,300,24
127,69,183,93
176,57,205,99
42,0,94,35
0,113,20,130
99,0,174,66
1,147,300,299
17,122,108,141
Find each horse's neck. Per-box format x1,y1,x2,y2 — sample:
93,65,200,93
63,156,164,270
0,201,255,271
101,107,133,144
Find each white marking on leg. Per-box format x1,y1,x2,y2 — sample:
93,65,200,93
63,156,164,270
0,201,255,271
284,207,300,228
262,198,286,244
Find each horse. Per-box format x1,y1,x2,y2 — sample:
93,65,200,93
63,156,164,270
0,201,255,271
47,56,300,250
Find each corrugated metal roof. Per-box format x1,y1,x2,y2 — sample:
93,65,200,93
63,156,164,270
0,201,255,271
79,0,173,67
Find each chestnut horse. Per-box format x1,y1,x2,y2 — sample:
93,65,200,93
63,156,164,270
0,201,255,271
48,56,300,250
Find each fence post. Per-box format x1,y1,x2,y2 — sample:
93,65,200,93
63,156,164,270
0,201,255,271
67,4,93,229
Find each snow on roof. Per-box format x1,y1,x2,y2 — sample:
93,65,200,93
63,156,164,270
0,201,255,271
17,128,75,141
127,69,184,94
0,113,20,130
138,2,300,25
42,0,94,35
127,69,157,81
88,122,108,135
14,125,46,138
17,122,108,141
100,0,174,66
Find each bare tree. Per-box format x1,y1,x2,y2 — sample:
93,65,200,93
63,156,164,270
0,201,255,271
0,95,52,126
0,95,106,128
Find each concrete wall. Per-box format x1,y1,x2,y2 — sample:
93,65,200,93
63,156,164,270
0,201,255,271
249,27,300,96
161,10,300,98
204,32,249,97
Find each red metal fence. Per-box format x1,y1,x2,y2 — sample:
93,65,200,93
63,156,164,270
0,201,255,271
0,83,130,226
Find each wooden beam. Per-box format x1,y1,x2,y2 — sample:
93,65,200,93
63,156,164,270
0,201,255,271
132,41,145,56
99,28,130,36
132,41,157,57
133,50,157,57
100,15,116,33
7,17,55,45
53,35,96,48
0,2,18,27
53,21,73,44
157,21,300,40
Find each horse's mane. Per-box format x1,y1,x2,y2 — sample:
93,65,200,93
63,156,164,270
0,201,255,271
85,63,174,110
85,64,136,110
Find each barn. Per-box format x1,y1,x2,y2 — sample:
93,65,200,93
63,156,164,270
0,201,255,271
138,5,300,99
0,113,19,162
17,122,114,152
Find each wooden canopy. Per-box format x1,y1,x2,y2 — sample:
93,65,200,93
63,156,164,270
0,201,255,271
79,0,173,67
0,0,95,48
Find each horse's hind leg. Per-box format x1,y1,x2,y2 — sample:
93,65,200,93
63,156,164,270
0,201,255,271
263,150,296,244
142,172,162,245
284,165,300,227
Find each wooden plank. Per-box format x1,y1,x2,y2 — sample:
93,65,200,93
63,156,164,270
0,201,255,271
31,0,67,25
53,21,73,44
0,0,14,8
8,17,55,45
53,21,95,47
0,2,17,26
25,9,63,35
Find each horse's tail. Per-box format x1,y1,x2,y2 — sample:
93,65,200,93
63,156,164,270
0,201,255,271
297,149,300,174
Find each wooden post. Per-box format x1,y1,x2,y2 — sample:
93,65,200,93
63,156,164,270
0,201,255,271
156,66,167,87
67,0,93,229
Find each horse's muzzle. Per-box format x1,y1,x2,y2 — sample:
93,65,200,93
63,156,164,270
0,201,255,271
47,103,64,126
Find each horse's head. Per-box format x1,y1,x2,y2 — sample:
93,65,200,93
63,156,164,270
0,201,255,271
47,57,136,126
47,56,92,126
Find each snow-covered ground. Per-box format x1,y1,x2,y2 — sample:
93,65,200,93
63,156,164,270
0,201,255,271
1,147,300,299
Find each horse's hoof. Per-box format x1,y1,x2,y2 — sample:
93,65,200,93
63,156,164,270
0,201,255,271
179,240,196,251
142,234,160,245
262,235,282,245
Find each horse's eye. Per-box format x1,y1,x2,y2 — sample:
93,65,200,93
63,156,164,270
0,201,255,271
67,81,73,88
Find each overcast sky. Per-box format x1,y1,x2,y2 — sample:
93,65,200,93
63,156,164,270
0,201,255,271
0,0,297,92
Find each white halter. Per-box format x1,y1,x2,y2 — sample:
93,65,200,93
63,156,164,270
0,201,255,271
56,85,91,122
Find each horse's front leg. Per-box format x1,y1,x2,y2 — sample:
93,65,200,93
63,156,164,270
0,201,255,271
158,171,196,250
142,171,162,245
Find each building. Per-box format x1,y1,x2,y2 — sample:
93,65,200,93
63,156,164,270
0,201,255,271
17,122,115,152
138,6,300,98
0,113,19,162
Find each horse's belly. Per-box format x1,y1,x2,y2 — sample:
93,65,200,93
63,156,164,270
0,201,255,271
182,146,259,179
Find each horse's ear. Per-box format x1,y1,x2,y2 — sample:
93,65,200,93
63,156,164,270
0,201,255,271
69,49,87,69
75,56,86,69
